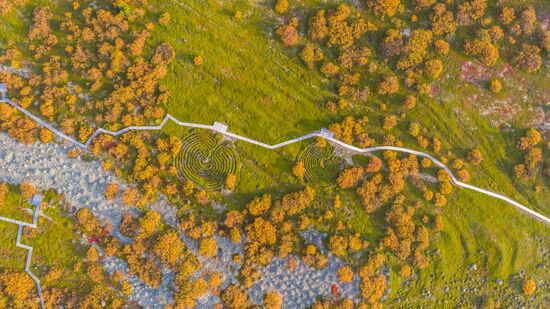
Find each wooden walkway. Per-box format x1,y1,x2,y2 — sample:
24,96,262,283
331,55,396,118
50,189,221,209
1,84,548,226
0,194,45,309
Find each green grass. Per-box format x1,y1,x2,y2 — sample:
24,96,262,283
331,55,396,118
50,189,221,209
149,0,336,143
0,0,548,306
0,221,26,270
0,188,34,223
0,189,88,290
149,4,549,303
26,204,85,281
390,188,550,306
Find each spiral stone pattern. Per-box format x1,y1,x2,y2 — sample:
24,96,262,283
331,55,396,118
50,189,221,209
176,131,239,190
297,144,344,186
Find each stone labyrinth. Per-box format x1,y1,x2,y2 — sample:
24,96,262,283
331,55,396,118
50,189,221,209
176,131,239,190
297,144,345,186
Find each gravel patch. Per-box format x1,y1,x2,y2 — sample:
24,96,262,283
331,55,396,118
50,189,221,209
0,133,128,230
103,256,174,308
0,133,364,307
247,228,361,308
0,133,174,306
249,256,360,308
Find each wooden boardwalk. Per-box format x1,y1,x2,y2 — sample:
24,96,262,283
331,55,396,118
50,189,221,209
0,194,45,309
1,84,548,227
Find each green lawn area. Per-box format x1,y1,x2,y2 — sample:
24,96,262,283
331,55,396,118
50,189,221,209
0,221,26,271
0,186,35,223
24,191,87,287
390,188,550,306
0,0,548,305
0,189,87,289
150,4,549,301
149,0,336,143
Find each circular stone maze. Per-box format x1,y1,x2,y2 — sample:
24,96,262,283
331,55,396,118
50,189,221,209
175,130,240,191
297,143,345,186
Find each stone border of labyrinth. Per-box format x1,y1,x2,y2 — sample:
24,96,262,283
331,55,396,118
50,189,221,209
297,143,345,186
175,130,240,191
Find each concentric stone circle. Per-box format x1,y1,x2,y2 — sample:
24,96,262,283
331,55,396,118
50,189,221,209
297,144,345,186
175,131,239,190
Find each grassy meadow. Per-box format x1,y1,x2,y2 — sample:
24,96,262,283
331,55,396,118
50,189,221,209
0,0,547,306
149,0,549,304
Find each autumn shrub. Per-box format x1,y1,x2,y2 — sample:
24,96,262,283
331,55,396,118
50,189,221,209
199,237,218,257
464,39,499,66
264,291,283,309
274,0,289,14
513,44,542,72
337,265,354,283
221,284,251,308
19,182,36,199
276,18,300,46
377,75,399,95
153,231,186,267
490,79,502,93
522,278,537,296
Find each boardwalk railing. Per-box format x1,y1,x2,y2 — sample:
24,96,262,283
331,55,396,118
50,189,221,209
0,194,45,309
0,84,548,226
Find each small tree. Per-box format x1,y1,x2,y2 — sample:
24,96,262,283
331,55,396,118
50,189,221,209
193,55,203,65
247,194,272,216
139,211,162,237
337,265,354,283
398,264,412,277
274,0,289,14
468,149,483,165
104,183,119,201
337,167,364,189
199,237,217,257
159,12,170,25
264,291,283,309
292,161,305,179
368,0,401,17
0,183,8,206
404,95,416,109
434,193,447,207
456,169,470,182
308,10,328,41
499,7,515,25
424,59,443,79
320,61,339,77
377,75,399,95
464,39,499,66
86,246,100,262
434,215,444,231
221,284,251,308
434,39,450,55
39,128,54,143
513,44,542,72
522,278,536,296
122,188,139,206
226,173,237,190
275,18,300,46
490,79,502,93
19,182,36,199
154,231,186,267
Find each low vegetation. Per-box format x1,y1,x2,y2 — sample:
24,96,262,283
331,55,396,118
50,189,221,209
0,0,548,307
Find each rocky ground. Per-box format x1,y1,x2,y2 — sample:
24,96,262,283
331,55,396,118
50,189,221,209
0,132,361,308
